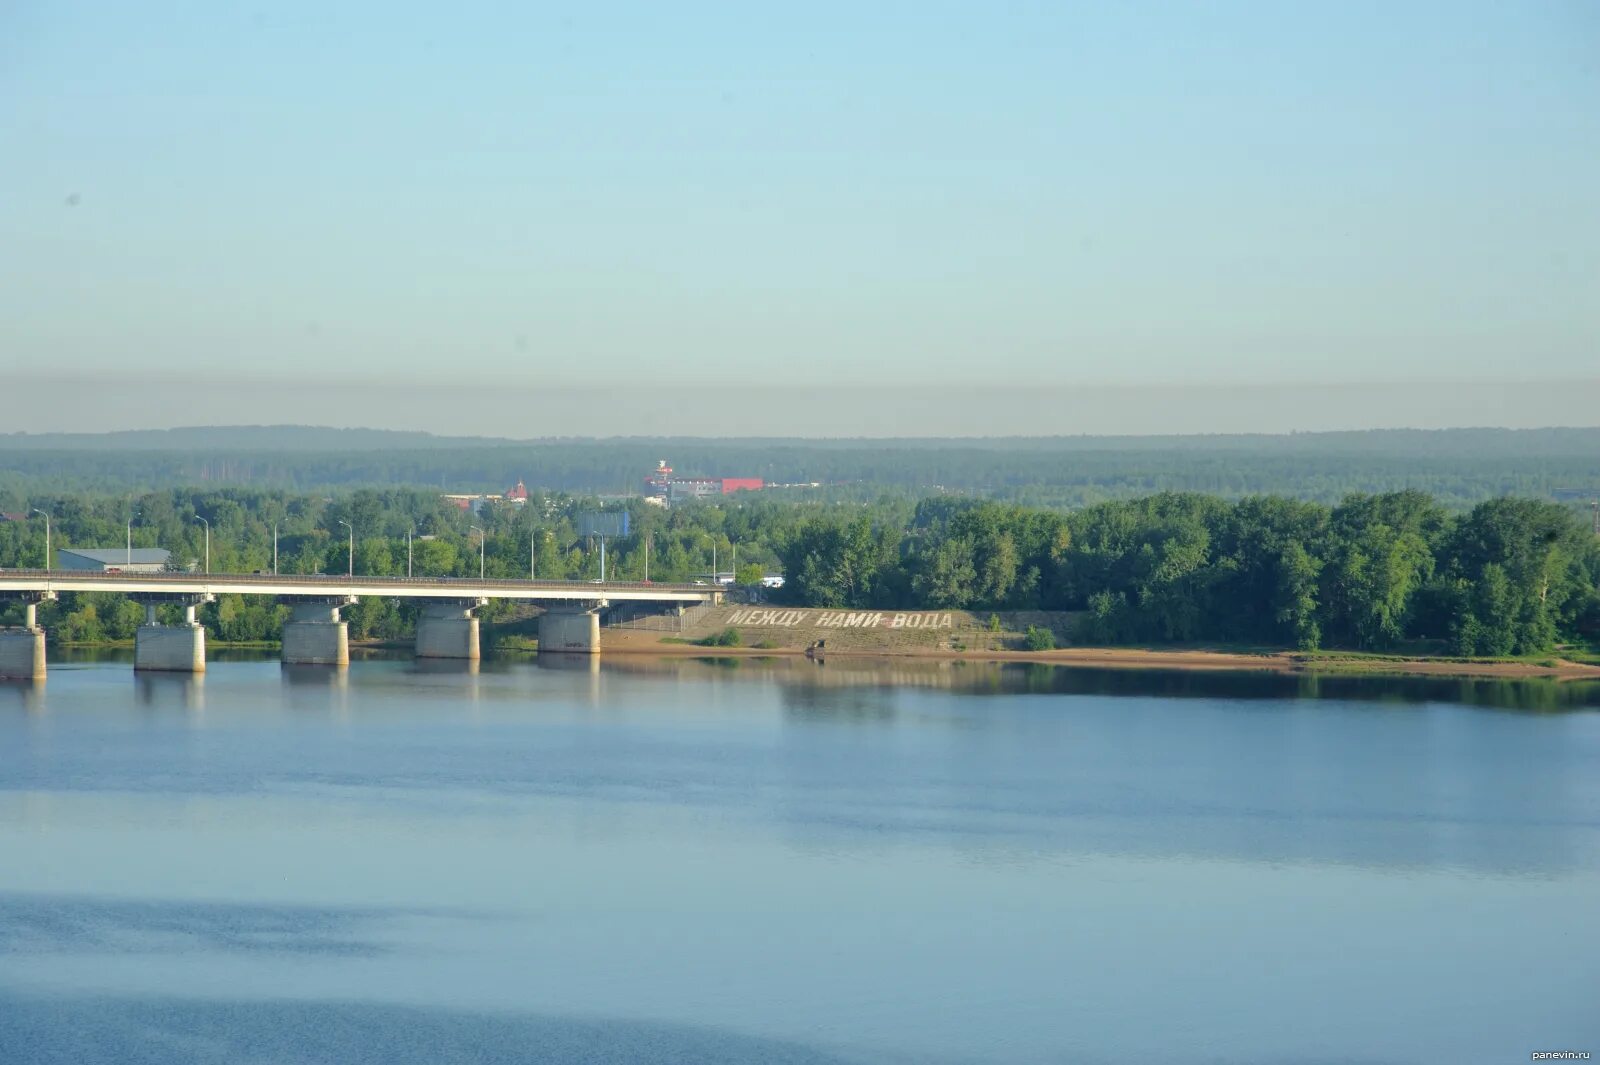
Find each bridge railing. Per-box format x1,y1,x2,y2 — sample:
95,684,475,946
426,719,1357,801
0,569,716,594
604,602,717,632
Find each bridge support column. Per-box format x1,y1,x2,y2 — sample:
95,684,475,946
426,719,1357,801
0,597,52,681
539,605,602,655
416,600,483,660
281,600,352,667
135,599,207,673
0,628,46,682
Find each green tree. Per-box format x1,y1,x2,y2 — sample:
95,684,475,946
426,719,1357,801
1442,499,1588,655
1274,542,1322,650
911,536,977,608
1023,625,1055,651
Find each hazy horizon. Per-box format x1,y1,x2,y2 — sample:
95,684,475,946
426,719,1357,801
4,2,1597,434
3,375,1597,437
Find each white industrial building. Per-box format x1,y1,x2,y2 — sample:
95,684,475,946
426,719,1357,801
56,548,172,573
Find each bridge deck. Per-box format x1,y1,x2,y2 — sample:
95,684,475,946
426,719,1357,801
0,570,720,604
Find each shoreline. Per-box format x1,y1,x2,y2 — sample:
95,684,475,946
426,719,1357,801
43,637,1600,681
597,637,1600,680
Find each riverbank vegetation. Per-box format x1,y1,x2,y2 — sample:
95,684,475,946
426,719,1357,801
2,486,1596,658
776,492,1600,656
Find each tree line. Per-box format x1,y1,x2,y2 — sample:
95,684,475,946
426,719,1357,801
2,487,1597,656
4,427,1600,508
775,492,1600,656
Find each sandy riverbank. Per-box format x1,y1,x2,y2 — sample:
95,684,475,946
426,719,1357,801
597,631,1600,680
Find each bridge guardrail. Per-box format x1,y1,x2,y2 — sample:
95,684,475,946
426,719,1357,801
0,569,715,594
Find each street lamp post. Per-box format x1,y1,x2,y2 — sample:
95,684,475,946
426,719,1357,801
272,523,279,575
193,515,210,574
127,509,139,566
529,532,535,581
470,526,485,580
407,528,415,578
30,509,50,571
337,520,353,577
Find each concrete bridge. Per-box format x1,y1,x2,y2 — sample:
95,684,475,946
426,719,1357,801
0,570,722,679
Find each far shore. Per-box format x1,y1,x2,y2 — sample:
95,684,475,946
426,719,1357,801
595,636,1600,680
43,636,1600,681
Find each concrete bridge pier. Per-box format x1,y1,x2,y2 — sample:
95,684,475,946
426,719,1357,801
416,599,485,660
135,597,210,673
539,603,603,655
281,598,354,666
0,598,50,681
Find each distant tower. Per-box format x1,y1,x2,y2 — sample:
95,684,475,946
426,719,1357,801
645,460,673,498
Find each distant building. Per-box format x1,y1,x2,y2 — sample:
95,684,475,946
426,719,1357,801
441,478,530,514
667,479,724,503
644,460,764,505
56,548,171,573
645,460,674,497
0,512,28,523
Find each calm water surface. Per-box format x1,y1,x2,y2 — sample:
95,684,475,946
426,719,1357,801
2,653,1597,1064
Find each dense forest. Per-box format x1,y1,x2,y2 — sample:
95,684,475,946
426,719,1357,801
776,492,1600,656
2,485,1597,657
2,427,1598,507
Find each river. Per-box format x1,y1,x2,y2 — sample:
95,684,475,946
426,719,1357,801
2,652,1597,1064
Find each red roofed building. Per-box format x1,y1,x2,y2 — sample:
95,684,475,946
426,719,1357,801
643,460,763,504
439,478,529,513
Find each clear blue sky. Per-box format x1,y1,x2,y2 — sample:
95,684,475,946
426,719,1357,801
2,1,1596,433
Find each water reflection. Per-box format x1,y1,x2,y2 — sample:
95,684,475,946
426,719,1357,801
538,652,602,704
55,647,272,667
0,993,863,1065
409,658,480,676
134,672,204,713
44,647,1600,713
0,680,46,716
280,664,350,688
42,646,135,665
2,655,1597,1064
0,892,404,957
11,652,1598,884
600,654,1600,712
280,663,350,718
538,652,602,675
779,682,897,722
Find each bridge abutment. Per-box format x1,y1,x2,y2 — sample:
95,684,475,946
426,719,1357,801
281,599,353,666
0,628,46,680
416,600,484,660
0,595,53,681
539,605,602,655
134,599,208,673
